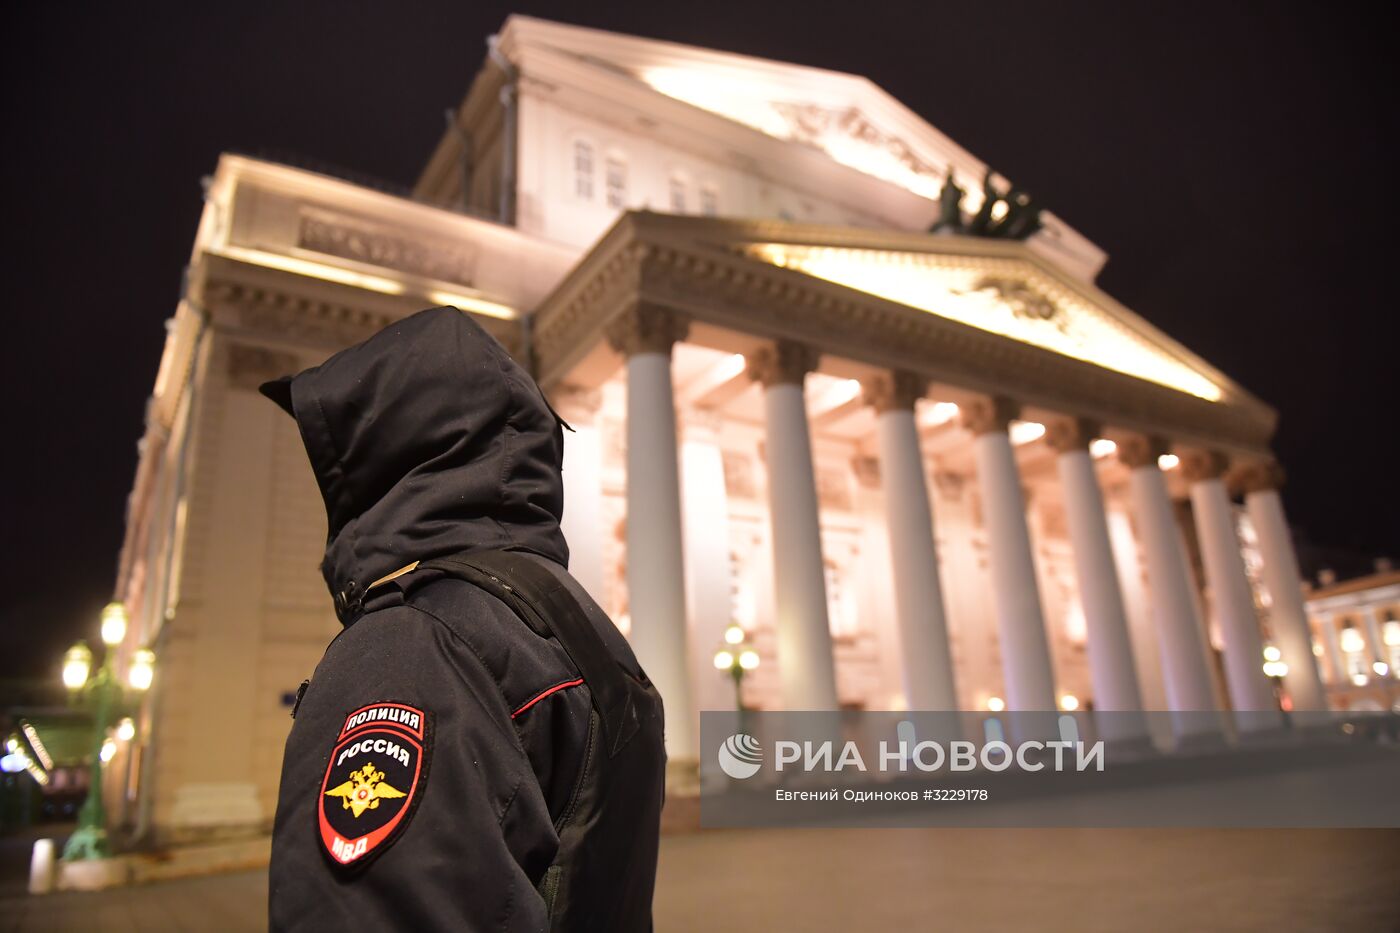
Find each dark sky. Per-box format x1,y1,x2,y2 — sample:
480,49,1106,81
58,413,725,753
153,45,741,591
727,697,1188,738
2,3,1394,679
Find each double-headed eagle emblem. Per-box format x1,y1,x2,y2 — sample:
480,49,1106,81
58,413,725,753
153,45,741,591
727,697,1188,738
324,762,406,818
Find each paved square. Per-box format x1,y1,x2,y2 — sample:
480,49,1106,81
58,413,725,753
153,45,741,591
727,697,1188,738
3,828,1398,931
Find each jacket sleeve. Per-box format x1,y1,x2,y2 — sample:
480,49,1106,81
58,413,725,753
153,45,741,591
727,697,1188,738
269,604,559,933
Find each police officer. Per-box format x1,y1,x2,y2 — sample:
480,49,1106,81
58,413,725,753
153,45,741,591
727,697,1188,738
261,306,666,931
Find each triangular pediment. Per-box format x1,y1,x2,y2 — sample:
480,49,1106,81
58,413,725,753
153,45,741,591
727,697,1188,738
666,213,1268,412
742,240,1225,402
532,213,1276,449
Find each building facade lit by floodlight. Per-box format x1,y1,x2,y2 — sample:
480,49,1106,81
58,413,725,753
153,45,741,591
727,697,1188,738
112,15,1338,843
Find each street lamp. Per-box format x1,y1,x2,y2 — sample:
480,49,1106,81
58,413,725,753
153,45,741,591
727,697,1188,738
713,624,760,712
61,602,155,861
1262,644,1290,714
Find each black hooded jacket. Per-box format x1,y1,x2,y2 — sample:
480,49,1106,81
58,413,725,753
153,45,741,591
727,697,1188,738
264,307,663,932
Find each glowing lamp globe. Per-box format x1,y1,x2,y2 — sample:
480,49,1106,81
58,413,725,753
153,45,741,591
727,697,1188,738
128,648,156,691
100,602,128,647
62,642,93,690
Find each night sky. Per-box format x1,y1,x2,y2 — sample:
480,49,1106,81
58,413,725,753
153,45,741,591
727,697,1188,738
2,3,1394,680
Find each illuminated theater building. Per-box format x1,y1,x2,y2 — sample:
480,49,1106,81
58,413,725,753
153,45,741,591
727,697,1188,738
111,16,1338,840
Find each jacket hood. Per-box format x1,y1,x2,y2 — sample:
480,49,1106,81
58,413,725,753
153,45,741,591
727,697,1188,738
260,306,568,614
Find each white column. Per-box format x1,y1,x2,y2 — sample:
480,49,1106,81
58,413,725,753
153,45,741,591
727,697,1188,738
1183,450,1280,732
1362,609,1388,672
867,373,958,710
606,307,696,757
852,456,907,708
749,342,838,710
1107,508,1173,748
1236,462,1329,712
933,472,1002,710
1046,419,1147,741
554,386,607,607
1319,616,1345,685
1119,436,1219,739
963,397,1057,713
681,414,735,714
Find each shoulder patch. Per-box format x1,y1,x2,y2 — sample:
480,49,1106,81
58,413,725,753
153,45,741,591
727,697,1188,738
318,702,430,869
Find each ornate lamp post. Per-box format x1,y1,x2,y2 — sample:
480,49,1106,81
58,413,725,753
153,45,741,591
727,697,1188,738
712,624,760,712
61,602,155,861
1262,644,1291,717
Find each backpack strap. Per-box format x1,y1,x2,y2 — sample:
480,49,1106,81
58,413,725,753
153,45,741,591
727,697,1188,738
417,549,639,758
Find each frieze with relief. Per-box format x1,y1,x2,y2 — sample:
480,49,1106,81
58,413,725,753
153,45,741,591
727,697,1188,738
771,103,941,189
297,211,477,287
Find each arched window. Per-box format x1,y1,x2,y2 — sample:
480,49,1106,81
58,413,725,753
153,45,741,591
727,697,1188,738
573,140,594,200
605,154,627,209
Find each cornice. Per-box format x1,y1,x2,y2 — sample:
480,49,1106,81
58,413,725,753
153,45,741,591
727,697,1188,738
634,213,1272,418
639,240,1273,450
532,219,652,385
199,265,520,357
525,215,1276,453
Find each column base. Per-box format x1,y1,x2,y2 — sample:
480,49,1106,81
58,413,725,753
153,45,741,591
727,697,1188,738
1102,734,1161,762
1171,728,1230,755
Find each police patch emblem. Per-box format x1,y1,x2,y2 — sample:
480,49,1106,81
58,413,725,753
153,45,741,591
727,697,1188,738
318,702,430,869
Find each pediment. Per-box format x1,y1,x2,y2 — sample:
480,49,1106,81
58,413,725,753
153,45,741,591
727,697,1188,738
532,213,1276,449
741,241,1225,402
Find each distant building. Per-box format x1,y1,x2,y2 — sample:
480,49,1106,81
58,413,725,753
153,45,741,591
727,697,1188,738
109,16,1345,843
1305,568,1400,712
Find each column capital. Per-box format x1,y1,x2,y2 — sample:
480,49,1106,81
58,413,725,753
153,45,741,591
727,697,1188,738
1229,458,1286,495
1044,416,1101,454
1179,448,1229,483
862,370,927,413
960,395,1020,436
746,340,820,388
1117,433,1170,469
605,303,689,357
